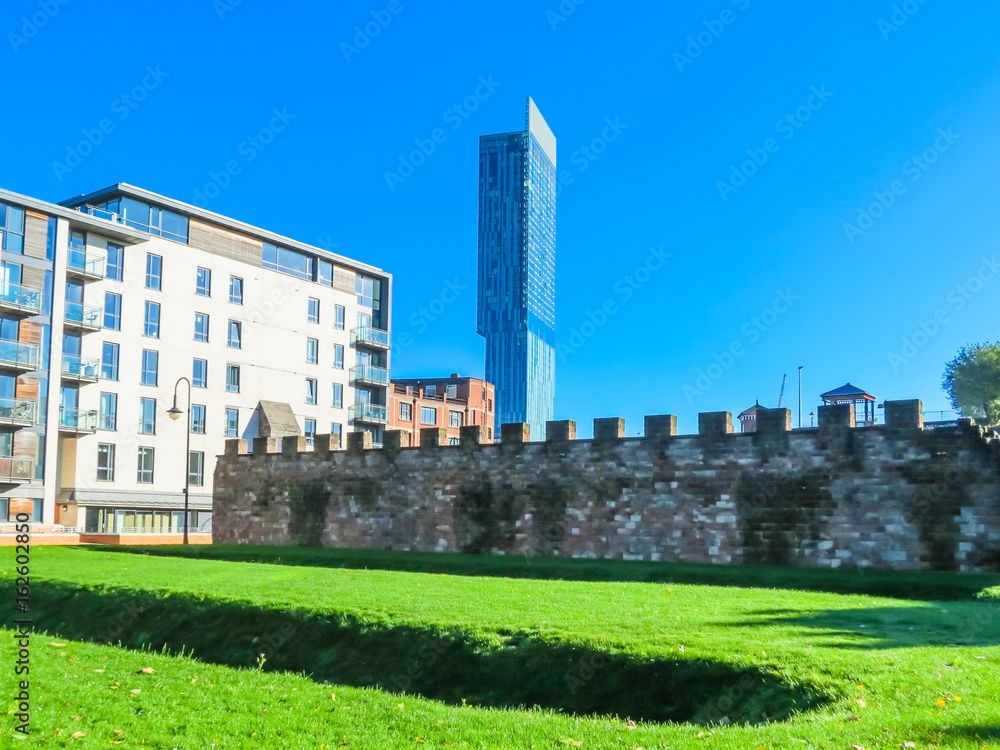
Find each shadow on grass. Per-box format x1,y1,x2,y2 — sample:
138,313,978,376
729,605,1000,649
21,580,825,725
85,545,1000,602
947,726,1000,742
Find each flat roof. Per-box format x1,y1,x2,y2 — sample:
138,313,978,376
0,186,151,244
57,182,390,280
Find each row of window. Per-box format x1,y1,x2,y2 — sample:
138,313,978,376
300,421,344,446
100,344,241,391
398,403,465,427
96,444,204,486
98,393,241,437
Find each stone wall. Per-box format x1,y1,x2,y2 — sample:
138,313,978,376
212,400,1000,572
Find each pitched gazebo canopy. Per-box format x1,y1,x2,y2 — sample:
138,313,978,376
820,383,875,403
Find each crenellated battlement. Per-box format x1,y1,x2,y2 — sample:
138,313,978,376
224,399,936,459
213,399,1000,572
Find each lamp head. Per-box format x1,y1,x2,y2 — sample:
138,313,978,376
167,405,183,421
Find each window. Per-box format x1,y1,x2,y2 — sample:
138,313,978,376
334,305,345,330
306,378,317,404
306,338,319,364
421,406,437,425
449,410,463,428
307,298,320,323
426,385,437,396
225,408,239,438
143,301,160,337
193,359,208,388
137,447,155,483
145,253,162,290
227,320,241,348
331,422,342,446
97,444,115,482
446,384,458,399
101,342,120,380
448,437,460,446
106,243,124,281
0,202,25,254
487,427,493,440
99,392,117,431
104,292,122,330
68,230,85,257
304,419,316,446
140,349,158,386
356,275,378,308
194,312,209,342
399,403,412,421
226,364,240,393
333,344,344,369
488,398,493,413
262,242,314,280
139,397,156,435
190,404,206,434
195,267,211,296
332,383,343,409
188,451,205,487
98,197,189,243
229,276,243,304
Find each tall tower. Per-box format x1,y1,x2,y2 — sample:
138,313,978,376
477,97,556,440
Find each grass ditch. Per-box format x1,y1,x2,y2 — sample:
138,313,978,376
98,544,1000,600
21,580,824,725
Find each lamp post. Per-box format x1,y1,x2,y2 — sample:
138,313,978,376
798,365,804,429
809,411,815,428
166,377,191,545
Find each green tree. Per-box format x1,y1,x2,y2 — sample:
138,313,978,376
943,342,1000,424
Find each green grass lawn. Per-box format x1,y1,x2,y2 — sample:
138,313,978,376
4,546,999,749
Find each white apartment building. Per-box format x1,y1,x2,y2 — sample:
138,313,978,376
0,183,391,542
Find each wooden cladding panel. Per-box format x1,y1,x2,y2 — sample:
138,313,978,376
17,321,42,347
21,265,45,294
12,431,37,460
188,220,262,265
23,211,49,260
15,376,39,402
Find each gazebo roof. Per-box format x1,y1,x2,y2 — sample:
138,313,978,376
820,382,875,400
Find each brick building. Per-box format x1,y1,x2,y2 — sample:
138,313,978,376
388,374,494,446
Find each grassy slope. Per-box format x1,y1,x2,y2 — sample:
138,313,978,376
5,546,1000,749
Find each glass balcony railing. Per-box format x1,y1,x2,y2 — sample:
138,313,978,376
352,327,391,348
0,282,42,313
350,403,388,423
67,246,106,277
64,301,103,328
350,365,390,385
59,406,97,432
62,354,100,380
0,398,36,424
0,338,38,370
0,456,33,482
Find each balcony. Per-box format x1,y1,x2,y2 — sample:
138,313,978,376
350,403,388,424
59,406,97,435
0,456,33,483
350,364,390,387
0,339,38,372
62,354,100,383
66,247,106,281
64,302,103,333
352,326,391,350
0,399,36,427
0,282,42,316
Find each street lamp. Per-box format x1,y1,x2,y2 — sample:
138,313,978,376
809,411,815,428
798,365,804,429
166,377,191,545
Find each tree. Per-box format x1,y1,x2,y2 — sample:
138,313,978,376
943,343,1000,424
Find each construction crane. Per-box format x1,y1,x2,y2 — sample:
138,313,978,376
777,374,787,408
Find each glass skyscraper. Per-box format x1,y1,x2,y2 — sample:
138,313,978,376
477,97,556,440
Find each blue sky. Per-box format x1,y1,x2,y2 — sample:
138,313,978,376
4,0,1000,436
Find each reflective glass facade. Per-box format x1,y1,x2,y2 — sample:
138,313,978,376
477,98,556,440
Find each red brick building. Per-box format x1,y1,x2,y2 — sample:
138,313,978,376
389,374,495,446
